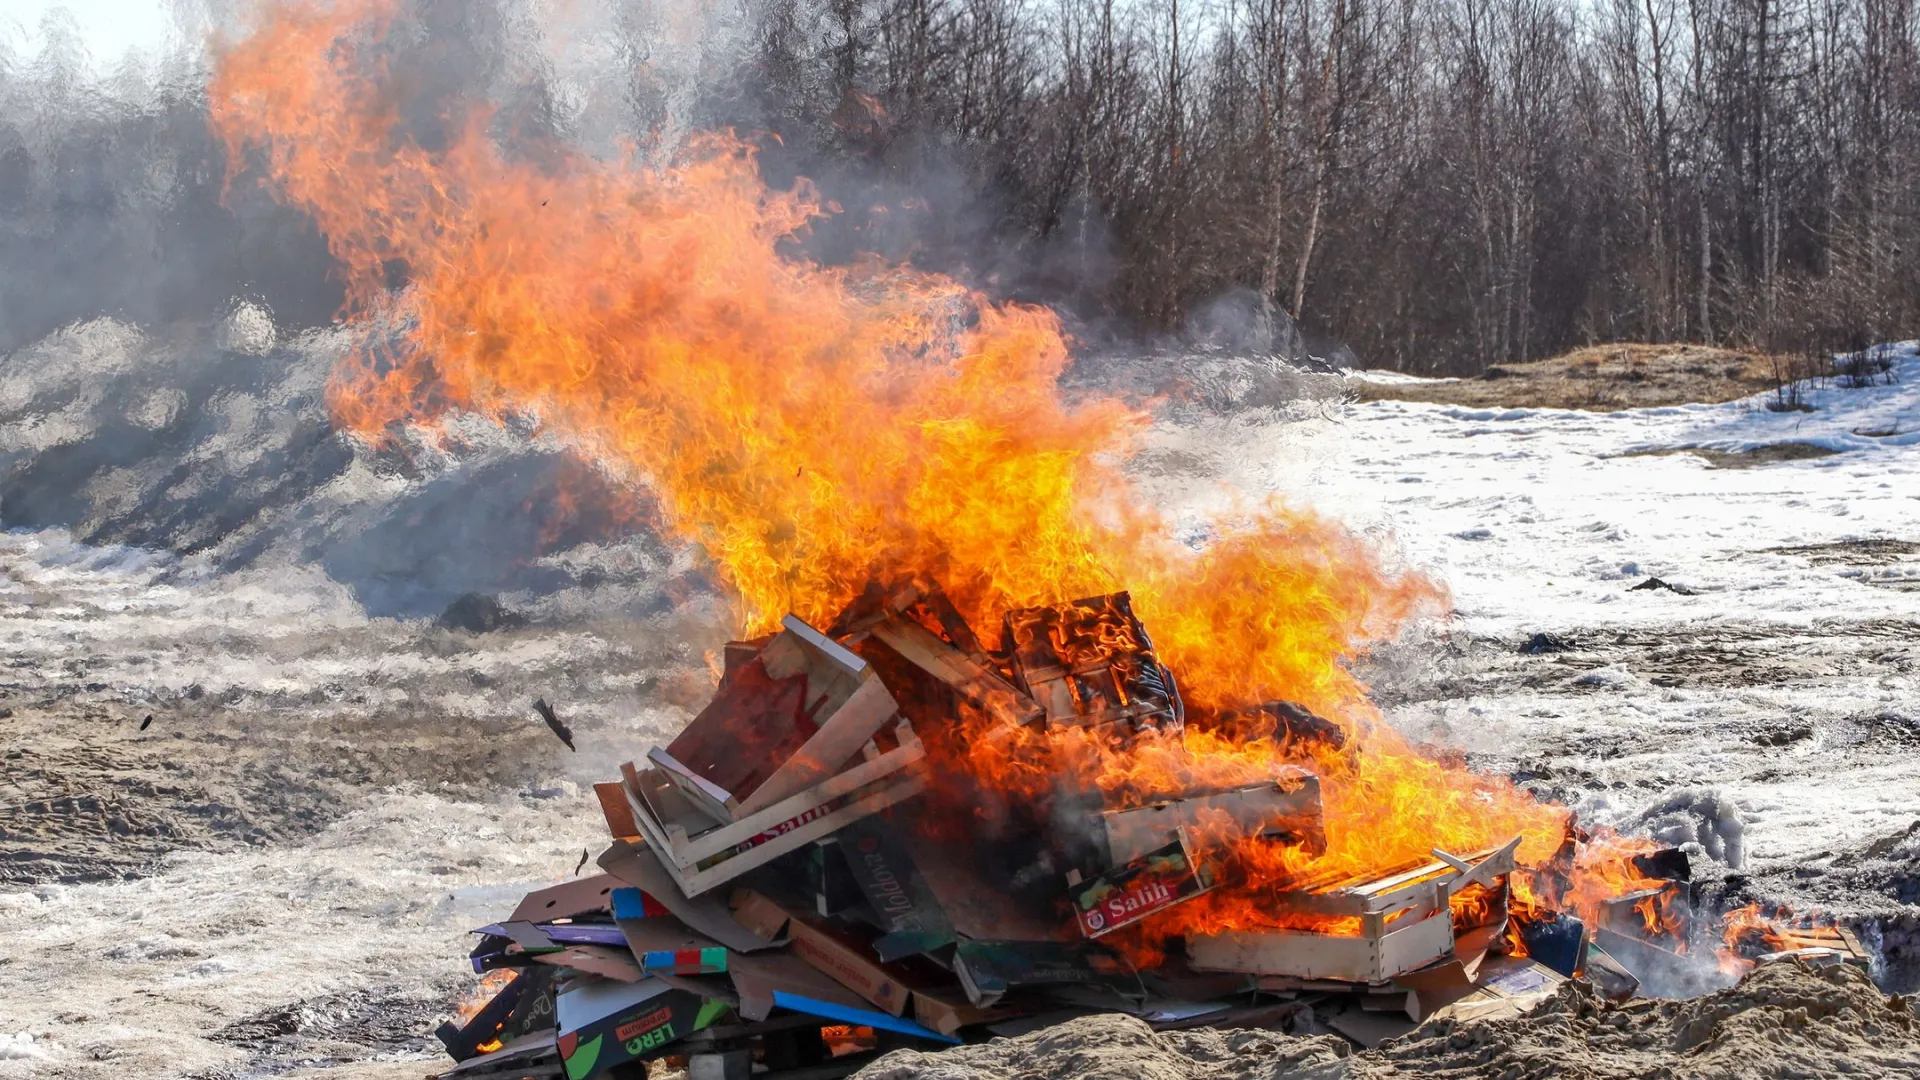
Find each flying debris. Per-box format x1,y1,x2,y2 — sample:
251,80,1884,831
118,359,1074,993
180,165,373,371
533,699,575,752
139,715,153,731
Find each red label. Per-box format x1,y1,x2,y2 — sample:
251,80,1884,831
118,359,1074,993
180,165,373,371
614,1005,675,1043
1077,878,1178,934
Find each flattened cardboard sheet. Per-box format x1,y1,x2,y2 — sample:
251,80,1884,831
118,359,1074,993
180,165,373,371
534,943,646,983
837,819,955,960
596,841,779,954
511,874,621,924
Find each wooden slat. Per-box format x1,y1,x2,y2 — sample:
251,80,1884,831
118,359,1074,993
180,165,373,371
1272,838,1520,918
1187,907,1454,983
628,731,924,872
1102,773,1325,865
868,618,1043,728
642,775,928,898
736,677,900,815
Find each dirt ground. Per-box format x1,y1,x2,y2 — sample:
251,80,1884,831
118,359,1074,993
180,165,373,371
1348,344,1783,411
858,961,1920,1080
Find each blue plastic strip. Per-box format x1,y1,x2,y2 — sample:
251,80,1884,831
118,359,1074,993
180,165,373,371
770,991,961,1044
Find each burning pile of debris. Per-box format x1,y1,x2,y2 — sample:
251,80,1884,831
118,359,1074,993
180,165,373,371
435,584,1863,1080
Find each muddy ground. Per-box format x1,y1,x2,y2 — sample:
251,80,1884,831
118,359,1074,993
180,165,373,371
1349,344,1783,412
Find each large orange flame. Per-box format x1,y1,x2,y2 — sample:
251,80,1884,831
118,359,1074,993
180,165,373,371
207,0,1675,937
207,0,1435,721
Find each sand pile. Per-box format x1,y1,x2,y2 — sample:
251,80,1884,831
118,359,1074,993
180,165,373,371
857,960,1920,1080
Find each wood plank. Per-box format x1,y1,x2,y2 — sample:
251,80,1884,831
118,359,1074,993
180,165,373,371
736,678,900,815
1376,909,1456,978
644,775,928,897
650,745,740,823
867,618,1043,729
1102,773,1324,864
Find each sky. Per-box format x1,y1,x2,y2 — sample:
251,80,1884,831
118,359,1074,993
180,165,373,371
6,0,180,68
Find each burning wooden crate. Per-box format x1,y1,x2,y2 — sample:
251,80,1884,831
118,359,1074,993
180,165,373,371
1002,592,1183,735
622,728,924,898
1100,770,1326,864
620,615,927,897
1188,839,1520,983
1723,905,1873,970
654,615,905,819
857,614,1044,731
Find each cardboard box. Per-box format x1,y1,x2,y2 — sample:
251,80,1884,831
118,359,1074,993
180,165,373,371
1071,830,1216,938
596,841,780,954
837,819,956,960
1425,955,1566,1024
951,939,1142,1008
615,914,729,975
510,873,622,924
556,978,730,1080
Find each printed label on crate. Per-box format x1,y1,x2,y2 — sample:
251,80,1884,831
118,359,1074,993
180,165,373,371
692,779,895,871
1072,831,1215,938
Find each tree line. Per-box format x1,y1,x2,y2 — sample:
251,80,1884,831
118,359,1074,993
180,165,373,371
698,0,1920,373
3,1,1915,374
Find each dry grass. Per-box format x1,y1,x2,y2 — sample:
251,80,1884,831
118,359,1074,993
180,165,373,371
1350,343,1781,411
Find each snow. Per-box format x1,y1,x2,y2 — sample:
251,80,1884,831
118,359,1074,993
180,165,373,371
1314,341,1920,631
0,342,1915,1077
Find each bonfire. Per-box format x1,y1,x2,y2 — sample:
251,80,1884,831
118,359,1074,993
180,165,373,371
200,2,1858,1077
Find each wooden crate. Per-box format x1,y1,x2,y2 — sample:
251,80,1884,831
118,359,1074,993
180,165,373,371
1001,592,1181,733
861,615,1043,731
1101,771,1324,864
661,615,902,821
1188,907,1455,984
1752,923,1873,969
1185,837,1521,983
624,723,927,898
